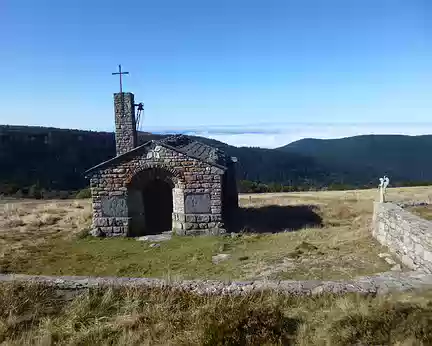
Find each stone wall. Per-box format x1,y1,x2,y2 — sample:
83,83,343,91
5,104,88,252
372,202,432,273
88,142,226,237
1,271,431,296
114,92,137,156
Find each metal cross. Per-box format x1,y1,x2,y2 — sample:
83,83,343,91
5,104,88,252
112,64,129,93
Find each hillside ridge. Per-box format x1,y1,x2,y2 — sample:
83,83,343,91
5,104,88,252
1,124,432,194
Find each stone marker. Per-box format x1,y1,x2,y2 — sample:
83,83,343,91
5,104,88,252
136,233,172,242
391,264,402,271
212,254,231,264
378,175,390,203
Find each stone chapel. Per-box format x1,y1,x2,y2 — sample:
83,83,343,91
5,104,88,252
85,92,238,237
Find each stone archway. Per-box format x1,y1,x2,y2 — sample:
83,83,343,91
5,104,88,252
126,166,184,236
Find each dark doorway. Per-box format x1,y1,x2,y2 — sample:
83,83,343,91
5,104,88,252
127,168,175,237
142,178,173,234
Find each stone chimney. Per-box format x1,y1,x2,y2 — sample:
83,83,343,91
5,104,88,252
114,92,137,156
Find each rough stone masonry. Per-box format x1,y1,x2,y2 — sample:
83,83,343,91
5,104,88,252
372,201,432,274
114,93,137,155
84,92,238,237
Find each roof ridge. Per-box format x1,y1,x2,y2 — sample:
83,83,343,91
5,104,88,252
85,134,234,176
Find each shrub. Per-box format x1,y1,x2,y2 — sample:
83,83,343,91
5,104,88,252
75,228,91,239
75,188,91,199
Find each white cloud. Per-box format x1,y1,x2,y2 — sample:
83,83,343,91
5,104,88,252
146,122,432,148
182,123,432,148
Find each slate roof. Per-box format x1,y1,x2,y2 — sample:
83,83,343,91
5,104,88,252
157,135,230,167
84,134,233,175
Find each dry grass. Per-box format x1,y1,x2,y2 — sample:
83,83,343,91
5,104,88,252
408,205,432,221
0,282,431,345
240,185,432,203
0,200,91,266
0,186,431,280
1,188,432,345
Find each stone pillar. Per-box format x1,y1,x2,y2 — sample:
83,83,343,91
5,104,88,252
172,187,186,232
114,92,137,156
379,186,385,203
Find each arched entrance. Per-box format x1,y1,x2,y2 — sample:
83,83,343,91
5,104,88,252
127,167,177,236
142,178,173,233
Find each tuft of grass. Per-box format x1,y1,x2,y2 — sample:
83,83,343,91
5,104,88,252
288,241,323,259
0,283,431,345
3,218,26,228
201,302,299,345
75,188,91,199
75,228,91,240
327,302,432,345
30,213,62,227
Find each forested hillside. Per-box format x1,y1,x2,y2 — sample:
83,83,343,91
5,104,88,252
1,125,431,196
0,125,333,195
279,135,432,183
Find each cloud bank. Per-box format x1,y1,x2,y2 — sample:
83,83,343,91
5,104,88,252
145,123,432,148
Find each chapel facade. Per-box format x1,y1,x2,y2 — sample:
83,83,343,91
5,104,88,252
85,92,238,237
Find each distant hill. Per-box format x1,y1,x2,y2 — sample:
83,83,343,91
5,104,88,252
0,125,332,193
279,134,432,183
1,125,431,195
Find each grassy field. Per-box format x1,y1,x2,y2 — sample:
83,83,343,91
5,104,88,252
1,186,431,280
408,205,432,221
0,282,432,345
1,187,432,345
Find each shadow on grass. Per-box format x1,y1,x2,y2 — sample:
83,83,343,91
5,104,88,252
227,204,323,234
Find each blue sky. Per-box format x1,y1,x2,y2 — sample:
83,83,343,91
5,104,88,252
1,0,430,147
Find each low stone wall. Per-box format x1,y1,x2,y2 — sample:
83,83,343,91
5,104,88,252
372,202,432,273
395,200,431,208
1,272,432,296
